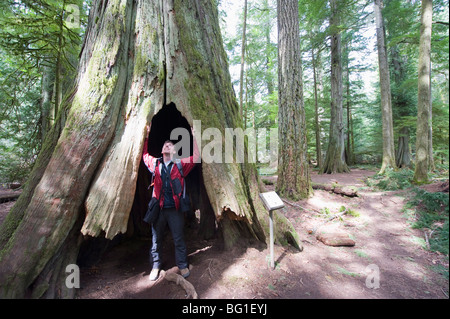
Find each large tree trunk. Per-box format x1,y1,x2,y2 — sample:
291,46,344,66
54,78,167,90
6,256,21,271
0,0,301,299
414,0,433,183
374,0,397,175
276,0,311,200
396,127,412,168
320,0,349,174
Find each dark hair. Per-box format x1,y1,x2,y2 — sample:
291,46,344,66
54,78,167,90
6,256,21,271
163,140,174,145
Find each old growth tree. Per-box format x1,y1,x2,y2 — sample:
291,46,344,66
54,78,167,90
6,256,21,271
276,0,311,199
0,0,301,298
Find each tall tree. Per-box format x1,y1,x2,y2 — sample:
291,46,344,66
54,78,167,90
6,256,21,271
239,0,248,118
276,0,311,199
374,0,397,174
0,0,301,298
311,45,323,168
414,0,433,183
320,0,349,174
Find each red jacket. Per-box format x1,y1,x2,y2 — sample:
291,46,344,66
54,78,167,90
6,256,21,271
142,138,200,210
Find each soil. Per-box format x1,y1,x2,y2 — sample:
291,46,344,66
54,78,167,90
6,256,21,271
0,169,448,299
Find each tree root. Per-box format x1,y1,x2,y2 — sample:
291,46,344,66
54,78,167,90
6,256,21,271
161,265,198,299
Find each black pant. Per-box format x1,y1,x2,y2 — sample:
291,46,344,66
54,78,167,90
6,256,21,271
150,207,188,270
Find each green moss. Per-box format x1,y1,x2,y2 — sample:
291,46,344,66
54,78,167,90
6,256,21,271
273,210,302,251
134,24,158,77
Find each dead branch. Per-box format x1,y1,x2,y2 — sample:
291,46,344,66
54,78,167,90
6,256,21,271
316,232,355,247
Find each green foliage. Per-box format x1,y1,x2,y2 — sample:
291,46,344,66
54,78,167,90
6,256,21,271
405,188,449,257
220,0,448,173
366,168,414,190
0,0,88,183
0,48,42,182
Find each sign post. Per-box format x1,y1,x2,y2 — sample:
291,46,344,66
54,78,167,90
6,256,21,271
259,191,285,270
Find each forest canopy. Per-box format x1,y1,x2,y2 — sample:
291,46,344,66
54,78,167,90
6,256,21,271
219,0,449,176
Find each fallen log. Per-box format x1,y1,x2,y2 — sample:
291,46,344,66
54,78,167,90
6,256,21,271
316,232,355,247
0,191,21,204
312,183,358,197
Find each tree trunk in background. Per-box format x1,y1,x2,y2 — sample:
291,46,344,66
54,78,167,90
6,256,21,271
374,0,397,175
396,127,411,168
428,64,435,171
39,64,55,142
0,0,301,299
414,0,433,183
311,47,322,168
320,0,349,174
239,0,248,119
264,0,274,97
389,45,413,169
343,38,354,166
276,0,311,200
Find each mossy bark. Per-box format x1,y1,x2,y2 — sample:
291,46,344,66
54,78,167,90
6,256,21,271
414,0,433,184
0,0,301,298
0,0,134,298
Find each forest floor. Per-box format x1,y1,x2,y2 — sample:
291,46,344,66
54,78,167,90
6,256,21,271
0,168,448,299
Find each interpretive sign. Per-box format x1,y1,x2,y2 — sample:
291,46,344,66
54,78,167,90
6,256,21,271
259,191,285,211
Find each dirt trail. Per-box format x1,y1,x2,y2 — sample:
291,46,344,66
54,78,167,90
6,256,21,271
0,169,448,299
74,168,448,299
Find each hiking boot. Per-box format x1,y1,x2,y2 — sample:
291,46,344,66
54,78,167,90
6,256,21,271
149,268,160,281
180,268,190,278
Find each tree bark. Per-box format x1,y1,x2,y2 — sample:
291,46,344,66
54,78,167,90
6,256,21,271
0,0,301,298
276,0,311,199
39,64,55,142
414,0,433,183
311,47,322,169
374,0,397,175
320,0,349,174
396,127,412,168
239,0,248,119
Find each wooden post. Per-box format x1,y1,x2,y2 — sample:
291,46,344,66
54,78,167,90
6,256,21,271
259,191,285,270
269,209,274,269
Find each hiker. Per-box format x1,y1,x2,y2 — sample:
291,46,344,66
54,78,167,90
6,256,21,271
142,123,200,281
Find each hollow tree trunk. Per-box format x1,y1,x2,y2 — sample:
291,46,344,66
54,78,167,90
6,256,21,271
0,0,300,299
